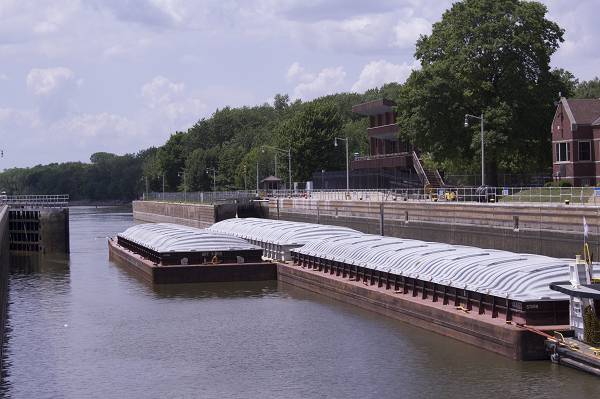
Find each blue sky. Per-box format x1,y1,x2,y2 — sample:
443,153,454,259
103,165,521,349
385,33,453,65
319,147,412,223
1,0,598,168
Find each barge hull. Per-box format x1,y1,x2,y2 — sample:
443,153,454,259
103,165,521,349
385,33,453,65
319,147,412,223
108,238,277,284
278,263,552,360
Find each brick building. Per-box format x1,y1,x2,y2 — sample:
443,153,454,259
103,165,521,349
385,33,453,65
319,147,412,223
552,97,600,186
350,99,444,188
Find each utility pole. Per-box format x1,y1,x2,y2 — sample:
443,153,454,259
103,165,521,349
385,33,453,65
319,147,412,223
206,167,217,193
465,113,485,186
178,171,186,202
256,160,259,193
334,137,350,195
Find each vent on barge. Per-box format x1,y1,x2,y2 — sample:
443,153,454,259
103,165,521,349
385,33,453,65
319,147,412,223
116,223,264,266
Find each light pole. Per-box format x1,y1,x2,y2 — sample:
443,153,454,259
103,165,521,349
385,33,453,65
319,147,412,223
261,145,292,192
140,176,149,199
256,160,259,193
177,171,187,202
159,173,165,200
334,137,349,194
243,164,247,191
465,113,485,186
206,167,217,193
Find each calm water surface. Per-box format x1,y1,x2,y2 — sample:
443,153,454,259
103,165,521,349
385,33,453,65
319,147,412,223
2,207,599,398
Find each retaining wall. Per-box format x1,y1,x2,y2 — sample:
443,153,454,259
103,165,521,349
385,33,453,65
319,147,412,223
0,206,9,378
132,200,267,228
270,199,599,258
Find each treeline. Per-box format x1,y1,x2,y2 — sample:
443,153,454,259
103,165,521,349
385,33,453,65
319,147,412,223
0,151,152,201
2,0,600,200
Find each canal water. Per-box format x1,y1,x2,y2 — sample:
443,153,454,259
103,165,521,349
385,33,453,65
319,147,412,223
1,207,599,398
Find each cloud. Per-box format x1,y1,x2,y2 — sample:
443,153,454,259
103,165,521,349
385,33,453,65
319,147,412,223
286,63,346,100
140,75,206,122
26,67,74,96
393,17,431,48
351,60,418,93
0,74,7,81
53,112,137,141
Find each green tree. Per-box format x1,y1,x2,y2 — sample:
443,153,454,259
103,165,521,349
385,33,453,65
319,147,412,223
574,77,600,99
277,100,345,181
398,0,568,183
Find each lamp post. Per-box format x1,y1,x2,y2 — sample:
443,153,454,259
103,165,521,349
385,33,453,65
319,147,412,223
159,173,165,200
243,164,247,191
256,160,259,193
334,137,349,194
464,113,485,186
261,145,292,192
206,167,217,193
177,171,187,202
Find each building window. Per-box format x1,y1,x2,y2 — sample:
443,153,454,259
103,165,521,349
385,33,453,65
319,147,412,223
555,142,570,162
578,141,591,161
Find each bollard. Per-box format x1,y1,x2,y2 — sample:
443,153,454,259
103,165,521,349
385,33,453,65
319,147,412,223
565,199,570,205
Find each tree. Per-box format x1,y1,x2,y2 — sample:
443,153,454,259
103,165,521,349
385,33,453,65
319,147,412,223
277,100,345,181
397,0,569,183
574,77,600,99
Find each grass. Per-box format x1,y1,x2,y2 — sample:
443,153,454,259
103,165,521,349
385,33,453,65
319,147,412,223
498,187,596,203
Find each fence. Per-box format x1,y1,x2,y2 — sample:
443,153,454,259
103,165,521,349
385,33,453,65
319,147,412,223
143,191,258,204
0,195,69,208
142,187,600,206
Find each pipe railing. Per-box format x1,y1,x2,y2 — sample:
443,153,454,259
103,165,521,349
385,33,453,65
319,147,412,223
142,187,600,206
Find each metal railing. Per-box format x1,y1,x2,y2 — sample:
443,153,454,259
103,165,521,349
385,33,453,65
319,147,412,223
0,194,69,208
143,191,258,204
141,186,600,206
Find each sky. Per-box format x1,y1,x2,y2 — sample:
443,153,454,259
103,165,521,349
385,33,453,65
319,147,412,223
0,0,598,169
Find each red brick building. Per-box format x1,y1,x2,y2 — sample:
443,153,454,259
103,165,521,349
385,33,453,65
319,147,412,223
350,99,444,188
552,98,600,186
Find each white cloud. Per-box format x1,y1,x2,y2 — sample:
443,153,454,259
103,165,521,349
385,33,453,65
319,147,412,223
53,112,137,140
351,60,418,93
393,17,431,48
140,75,207,127
141,75,185,109
26,67,74,96
287,63,346,100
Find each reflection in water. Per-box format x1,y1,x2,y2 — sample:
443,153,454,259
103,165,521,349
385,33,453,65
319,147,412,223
1,207,599,399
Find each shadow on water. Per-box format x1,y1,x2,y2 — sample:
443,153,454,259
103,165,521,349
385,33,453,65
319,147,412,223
0,251,70,396
108,255,279,300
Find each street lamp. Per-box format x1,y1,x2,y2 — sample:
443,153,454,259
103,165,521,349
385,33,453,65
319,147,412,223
464,113,485,186
177,171,187,202
158,173,165,200
334,137,349,194
261,145,292,192
206,167,217,193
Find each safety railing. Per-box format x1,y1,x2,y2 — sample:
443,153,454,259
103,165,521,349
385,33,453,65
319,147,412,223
141,187,600,206
143,191,259,204
0,194,69,208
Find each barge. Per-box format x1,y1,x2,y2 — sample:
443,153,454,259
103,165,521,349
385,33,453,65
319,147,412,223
208,218,586,360
108,223,276,284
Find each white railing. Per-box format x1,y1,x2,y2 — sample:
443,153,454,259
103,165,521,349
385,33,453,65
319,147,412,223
0,194,69,208
142,187,600,206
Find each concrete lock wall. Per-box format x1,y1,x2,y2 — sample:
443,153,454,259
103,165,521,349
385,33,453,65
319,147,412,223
133,201,217,228
269,199,598,259
0,206,9,377
132,200,269,228
40,208,70,253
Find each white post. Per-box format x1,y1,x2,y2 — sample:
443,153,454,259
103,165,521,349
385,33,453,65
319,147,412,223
480,113,485,187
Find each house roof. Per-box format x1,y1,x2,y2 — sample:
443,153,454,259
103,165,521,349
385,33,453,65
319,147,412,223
260,175,282,183
563,98,600,125
352,99,396,116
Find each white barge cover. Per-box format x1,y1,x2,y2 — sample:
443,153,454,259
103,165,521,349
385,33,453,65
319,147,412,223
207,218,360,260
291,233,585,302
118,223,261,253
